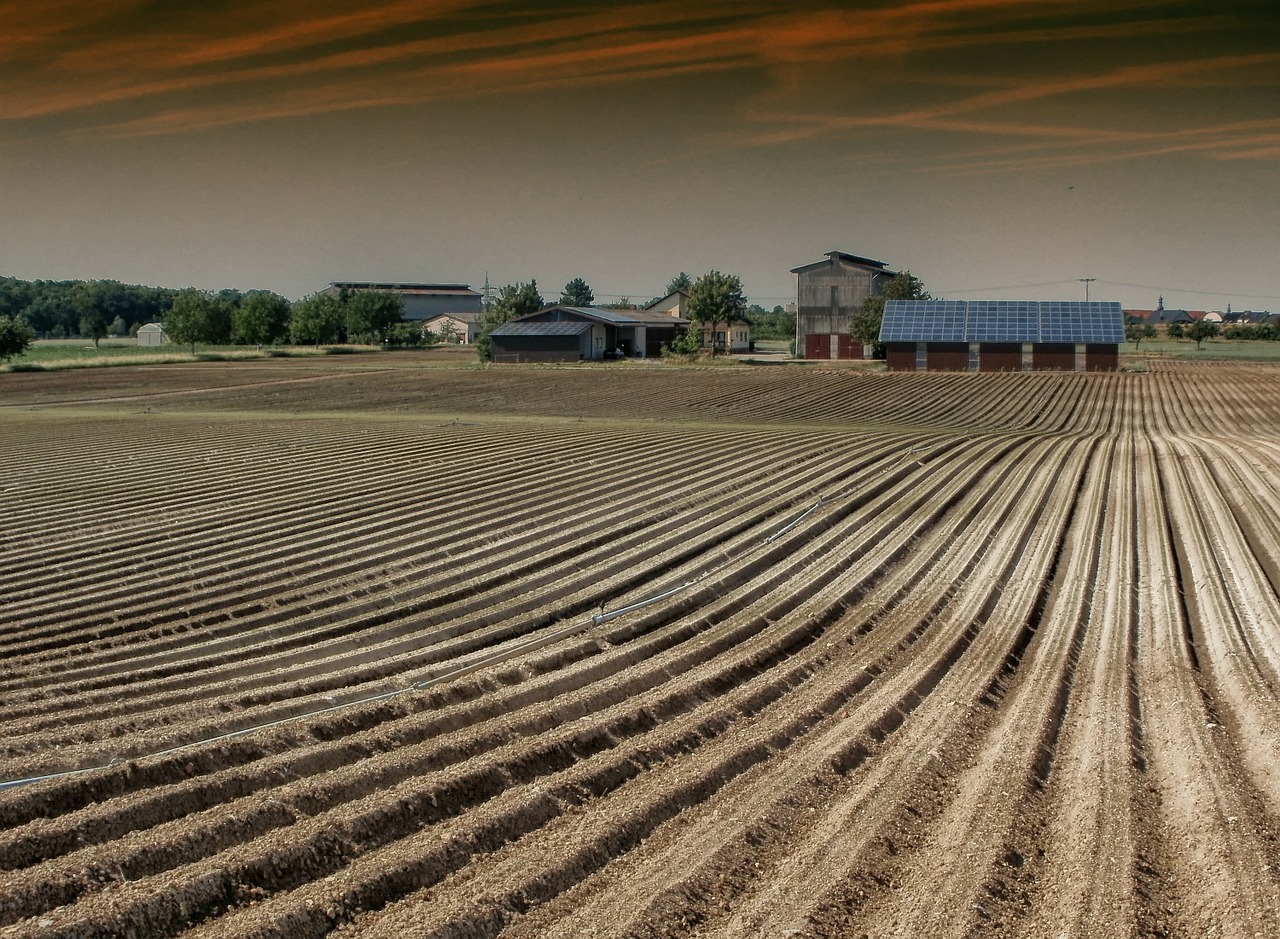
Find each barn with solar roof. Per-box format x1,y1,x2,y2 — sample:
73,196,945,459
879,300,1124,372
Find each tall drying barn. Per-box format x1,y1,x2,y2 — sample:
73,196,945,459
880,300,1124,371
791,251,897,359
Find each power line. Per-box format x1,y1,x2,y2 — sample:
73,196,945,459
1093,279,1279,303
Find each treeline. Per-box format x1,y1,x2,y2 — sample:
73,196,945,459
0,276,429,349
743,304,796,340
0,277,177,340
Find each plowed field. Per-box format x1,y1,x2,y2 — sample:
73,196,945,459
2,357,1278,938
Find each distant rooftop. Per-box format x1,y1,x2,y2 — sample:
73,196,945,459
328,282,480,297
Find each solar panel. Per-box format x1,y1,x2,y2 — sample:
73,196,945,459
881,300,966,342
1041,301,1125,343
881,300,1123,344
968,301,1038,343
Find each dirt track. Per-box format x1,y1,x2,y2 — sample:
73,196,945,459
1,358,1278,937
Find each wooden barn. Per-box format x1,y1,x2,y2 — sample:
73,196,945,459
880,300,1124,372
791,251,897,359
489,306,689,363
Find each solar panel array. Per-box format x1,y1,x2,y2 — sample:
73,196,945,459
880,300,1123,344
880,300,966,342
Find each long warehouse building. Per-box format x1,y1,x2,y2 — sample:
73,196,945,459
880,300,1124,372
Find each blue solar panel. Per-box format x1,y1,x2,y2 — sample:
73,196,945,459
968,301,1038,343
881,300,1123,344
1041,301,1125,343
881,300,966,342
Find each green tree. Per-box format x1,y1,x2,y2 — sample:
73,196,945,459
0,314,35,363
491,280,543,321
164,289,220,352
1125,322,1156,349
686,270,747,357
342,289,404,343
108,315,128,337
559,277,595,306
1168,322,1186,340
666,272,692,295
1187,318,1219,350
290,293,345,345
79,310,109,347
233,290,292,347
852,270,931,350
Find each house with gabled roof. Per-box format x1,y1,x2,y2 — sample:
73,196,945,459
422,310,483,343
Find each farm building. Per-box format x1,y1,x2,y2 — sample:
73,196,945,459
321,282,482,322
791,251,897,359
489,306,689,362
880,300,1124,372
422,310,483,343
136,323,168,346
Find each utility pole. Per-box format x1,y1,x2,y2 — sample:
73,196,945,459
1079,278,1096,301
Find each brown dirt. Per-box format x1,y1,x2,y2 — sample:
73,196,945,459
1,358,1277,938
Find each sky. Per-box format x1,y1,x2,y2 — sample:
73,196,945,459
2,0,1278,311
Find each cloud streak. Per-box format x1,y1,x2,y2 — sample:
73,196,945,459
1,0,1276,175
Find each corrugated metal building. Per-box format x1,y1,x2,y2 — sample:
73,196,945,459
489,306,689,362
791,251,897,359
880,300,1124,372
322,282,482,322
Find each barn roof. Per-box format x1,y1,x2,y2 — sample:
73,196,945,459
489,321,592,337
423,310,483,324
516,306,689,327
790,251,894,275
327,282,480,297
880,300,1125,344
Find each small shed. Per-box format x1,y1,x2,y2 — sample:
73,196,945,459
880,300,1124,372
136,323,168,346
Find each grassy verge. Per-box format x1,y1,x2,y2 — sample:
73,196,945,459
1124,338,1280,361
3,340,380,372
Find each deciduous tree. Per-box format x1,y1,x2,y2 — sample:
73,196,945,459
686,270,746,357
233,291,292,347
852,271,931,350
164,289,222,352
1187,318,1219,350
342,289,404,343
0,314,35,363
290,293,345,345
1125,322,1156,349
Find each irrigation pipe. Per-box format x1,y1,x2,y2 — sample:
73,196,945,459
0,440,946,792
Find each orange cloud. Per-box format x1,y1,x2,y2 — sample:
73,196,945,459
2,0,1276,174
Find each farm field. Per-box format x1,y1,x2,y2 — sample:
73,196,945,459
1,357,1278,938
